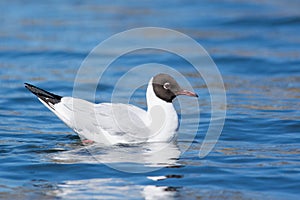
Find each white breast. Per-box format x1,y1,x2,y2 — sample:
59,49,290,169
145,78,178,142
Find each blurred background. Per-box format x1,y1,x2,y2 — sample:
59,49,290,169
1,0,300,199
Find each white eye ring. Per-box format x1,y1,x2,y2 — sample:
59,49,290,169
163,82,170,90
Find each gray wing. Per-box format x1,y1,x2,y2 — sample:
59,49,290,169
53,97,150,144
94,103,151,143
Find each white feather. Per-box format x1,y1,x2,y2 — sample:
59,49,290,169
47,77,179,145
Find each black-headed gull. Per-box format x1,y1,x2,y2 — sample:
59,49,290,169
25,73,198,144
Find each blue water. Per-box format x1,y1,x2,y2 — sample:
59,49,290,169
1,0,300,199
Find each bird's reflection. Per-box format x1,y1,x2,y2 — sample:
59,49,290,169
45,178,182,199
142,185,181,200
51,141,182,172
48,141,184,199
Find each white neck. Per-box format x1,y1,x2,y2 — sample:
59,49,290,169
145,78,178,142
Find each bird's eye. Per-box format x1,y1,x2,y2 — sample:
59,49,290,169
163,82,170,90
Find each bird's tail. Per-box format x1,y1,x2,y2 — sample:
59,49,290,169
25,83,62,109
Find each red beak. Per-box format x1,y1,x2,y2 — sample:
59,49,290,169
176,89,198,97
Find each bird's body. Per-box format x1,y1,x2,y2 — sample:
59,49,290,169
25,74,197,145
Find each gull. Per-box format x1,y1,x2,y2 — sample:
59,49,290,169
25,73,198,145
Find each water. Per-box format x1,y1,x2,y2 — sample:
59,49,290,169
1,0,300,199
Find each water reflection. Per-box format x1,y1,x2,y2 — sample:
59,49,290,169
51,141,181,172
48,142,183,198
142,185,179,200
45,178,180,199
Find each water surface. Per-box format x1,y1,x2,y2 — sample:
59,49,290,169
1,0,300,199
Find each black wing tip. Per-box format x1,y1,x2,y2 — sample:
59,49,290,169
24,82,33,90
24,82,62,105
24,82,30,87
24,82,37,93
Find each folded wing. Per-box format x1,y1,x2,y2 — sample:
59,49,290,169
54,97,150,144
